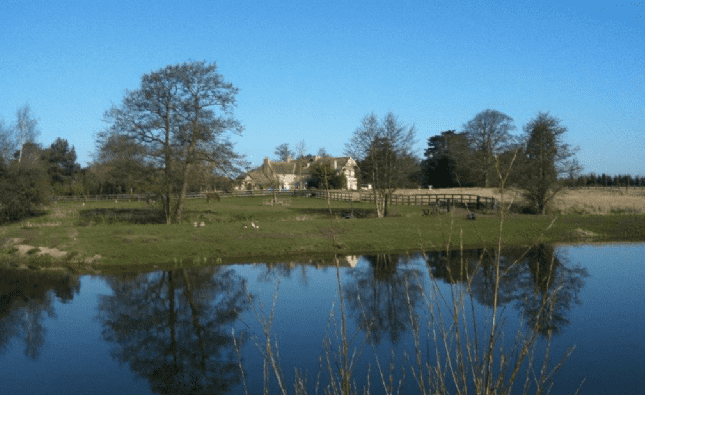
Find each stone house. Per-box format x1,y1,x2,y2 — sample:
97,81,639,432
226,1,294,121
239,156,359,190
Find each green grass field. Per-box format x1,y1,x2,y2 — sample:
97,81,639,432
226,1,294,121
0,194,644,271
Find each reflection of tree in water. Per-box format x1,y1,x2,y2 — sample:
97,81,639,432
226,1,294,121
423,245,587,336
257,261,308,286
256,261,295,283
425,248,484,284
343,254,424,345
515,244,587,336
97,266,253,394
426,248,522,307
340,245,586,347
414,245,588,394
0,268,80,359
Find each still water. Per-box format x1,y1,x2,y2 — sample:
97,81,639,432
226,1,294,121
0,243,644,394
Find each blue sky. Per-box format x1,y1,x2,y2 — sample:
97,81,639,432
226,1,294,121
0,0,644,175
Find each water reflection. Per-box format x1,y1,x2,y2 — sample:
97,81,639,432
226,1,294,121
0,268,80,359
96,267,253,394
0,243,622,394
424,245,588,336
518,245,587,335
343,253,425,345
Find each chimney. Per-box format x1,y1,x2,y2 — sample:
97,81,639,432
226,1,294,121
263,157,271,176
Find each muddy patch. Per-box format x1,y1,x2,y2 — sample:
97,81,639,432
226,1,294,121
575,228,597,238
13,244,68,258
3,237,25,247
84,254,102,263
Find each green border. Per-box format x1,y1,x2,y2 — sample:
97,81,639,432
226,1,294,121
9,2,718,445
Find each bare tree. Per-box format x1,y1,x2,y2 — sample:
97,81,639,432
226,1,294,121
274,143,294,161
518,112,580,214
14,104,41,164
463,110,516,187
99,61,246,224
295,140,307,159
566,158,583,187
345,112,416,217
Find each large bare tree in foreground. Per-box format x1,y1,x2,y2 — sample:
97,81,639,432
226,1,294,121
99,61,245,224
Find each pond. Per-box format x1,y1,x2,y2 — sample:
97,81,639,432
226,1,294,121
0,243,644,394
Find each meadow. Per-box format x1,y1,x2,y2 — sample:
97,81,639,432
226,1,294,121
393,186,645,215
0,188,644,271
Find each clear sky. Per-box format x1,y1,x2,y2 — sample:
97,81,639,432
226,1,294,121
0,0,644,175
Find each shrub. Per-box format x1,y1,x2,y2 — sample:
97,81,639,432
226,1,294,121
0,164,52,224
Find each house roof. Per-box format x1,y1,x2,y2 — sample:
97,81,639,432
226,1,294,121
270,161,297,175
310,156,356,168
330,157,357,167
241,170,273,184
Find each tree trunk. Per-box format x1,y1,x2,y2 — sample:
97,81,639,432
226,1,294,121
324,173,331,212
167,271,178,363
163,193,171,224
372,169,383,218
173,159,191,223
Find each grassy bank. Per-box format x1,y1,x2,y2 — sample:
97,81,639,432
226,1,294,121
0,193,644,271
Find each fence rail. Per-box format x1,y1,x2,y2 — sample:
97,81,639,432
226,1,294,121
359,193,495,210
313,190,353,201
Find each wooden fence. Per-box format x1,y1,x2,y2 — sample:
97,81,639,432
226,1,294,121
51,190,495,210
359,193,495,210
312,190,353,201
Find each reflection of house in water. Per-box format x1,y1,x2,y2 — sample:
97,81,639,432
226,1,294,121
239,156,359,191
253,255,359,271
306,255,359,269
309,255,358,269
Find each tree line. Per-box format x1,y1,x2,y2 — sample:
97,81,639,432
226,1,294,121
0,106,82,223
564,173,644,188
2,60,640,225
344,109,582,215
